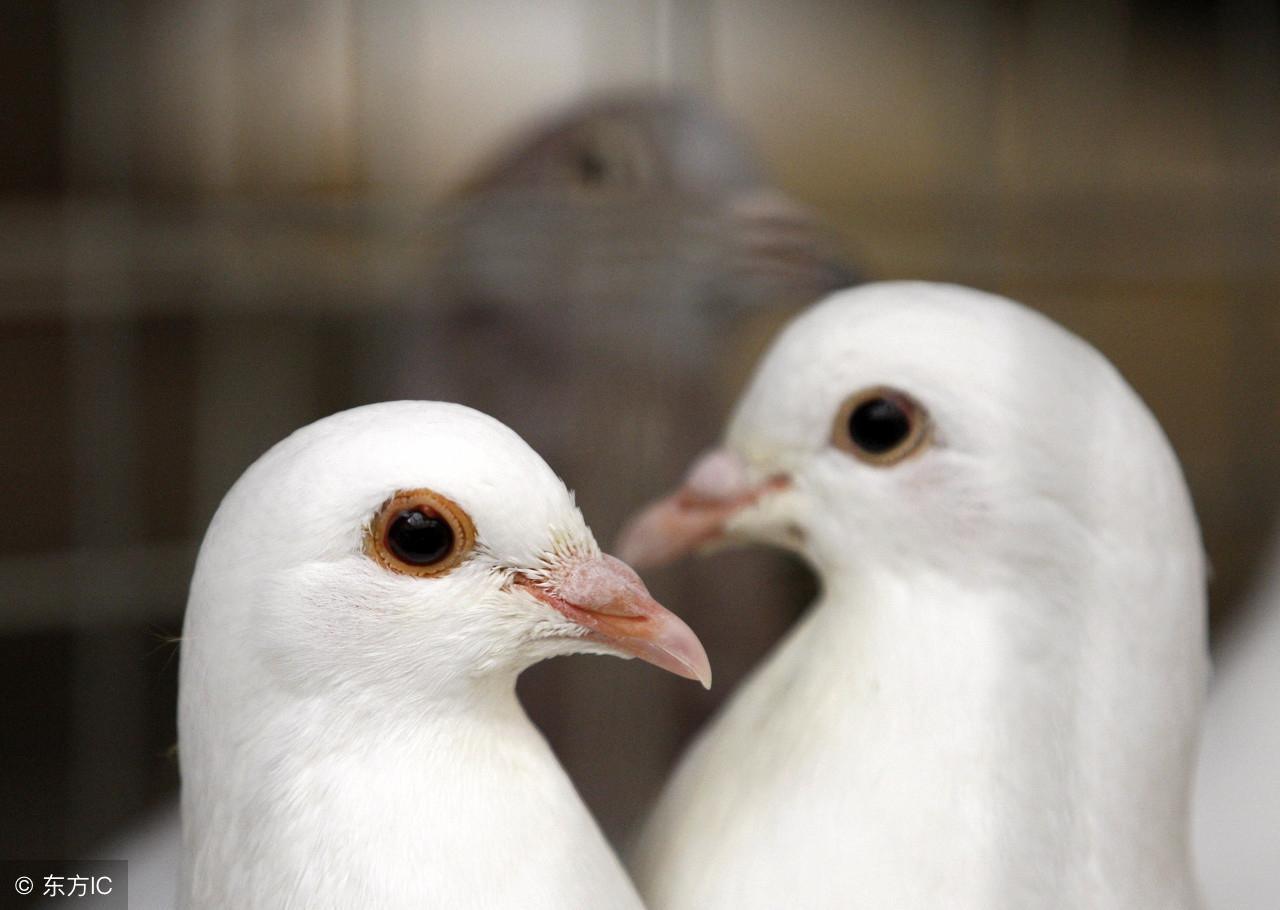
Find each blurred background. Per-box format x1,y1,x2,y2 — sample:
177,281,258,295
0,0,1276,906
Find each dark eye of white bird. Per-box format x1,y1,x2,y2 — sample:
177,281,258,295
833,387,930,466
387,509,454,565
366,489,476,577
851,397,910,452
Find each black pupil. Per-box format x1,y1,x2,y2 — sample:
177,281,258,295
576,148,607,183
386,509,454,565
849,396,912,454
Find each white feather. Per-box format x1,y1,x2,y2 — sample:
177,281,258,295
1194,528,1280,910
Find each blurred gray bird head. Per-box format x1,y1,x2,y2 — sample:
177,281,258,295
434,92,858,369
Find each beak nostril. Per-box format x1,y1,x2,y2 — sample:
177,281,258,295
558,553,652,616
684,448,753,502
515,554,710,687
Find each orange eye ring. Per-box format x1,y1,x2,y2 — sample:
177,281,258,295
365,489,476,577
832,386,932,467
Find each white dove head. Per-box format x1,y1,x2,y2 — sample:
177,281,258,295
619,282,1203,595
183,402,709,712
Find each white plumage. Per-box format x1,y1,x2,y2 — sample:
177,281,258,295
620,282,1209,909
1194,527,1280,910
178,401,708,910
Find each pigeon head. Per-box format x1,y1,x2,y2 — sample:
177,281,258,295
618,281,1202,589
441,92,857,331
187,401,710,708
456,92,762,200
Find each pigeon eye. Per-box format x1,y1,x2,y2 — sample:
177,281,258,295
566,121,651,190
366,489,476,577
575,146,609,184
833,387,930,466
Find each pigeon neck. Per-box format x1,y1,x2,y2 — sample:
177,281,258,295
181,676,557,907
779,566,1203,904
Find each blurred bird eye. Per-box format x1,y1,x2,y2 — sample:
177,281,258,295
366,489,476,577
833,387,930,465
566,121,651,189
575,146,609,184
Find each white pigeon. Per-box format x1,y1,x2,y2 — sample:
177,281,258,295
178,401,710,910
619,282,1209,910
1194,525,1280,910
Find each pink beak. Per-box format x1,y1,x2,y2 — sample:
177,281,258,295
616,448,789,570
515,553,712,688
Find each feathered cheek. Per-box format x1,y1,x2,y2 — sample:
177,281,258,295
251,563,405,693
